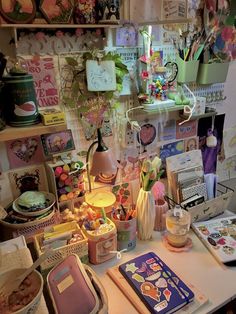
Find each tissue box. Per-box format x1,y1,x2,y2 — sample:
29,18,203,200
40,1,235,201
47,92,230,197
40,108,66,125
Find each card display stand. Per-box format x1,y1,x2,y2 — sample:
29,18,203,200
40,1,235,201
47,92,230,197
165,183,234,223
197,62,230,85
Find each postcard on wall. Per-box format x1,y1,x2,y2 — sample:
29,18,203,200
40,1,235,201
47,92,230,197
116,25,137,47
217,155,236,182
176,120,197,139
6,136,44,168
23,56,59,107
41,129,75,157
111,182,133,207
160,140,184,177
8,164,48,198
223,126,236,159
184,137,199,152
158,119,176,141
120,147,140,182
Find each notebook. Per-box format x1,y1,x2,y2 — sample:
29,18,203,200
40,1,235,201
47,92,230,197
118,252,194,314
192,214,236,264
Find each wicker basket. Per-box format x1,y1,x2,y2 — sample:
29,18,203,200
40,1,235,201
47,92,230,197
34,221,88,275
0,207,61,242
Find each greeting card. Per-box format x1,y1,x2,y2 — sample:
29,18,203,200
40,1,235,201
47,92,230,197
160,140,184,177
111,183,133,207
6,136,44,168
176,120,197,139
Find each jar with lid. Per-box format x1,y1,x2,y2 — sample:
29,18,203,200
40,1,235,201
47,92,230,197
165,205,191,247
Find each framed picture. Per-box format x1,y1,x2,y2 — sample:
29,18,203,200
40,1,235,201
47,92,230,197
40,0,74,24
0,0,36,24
41,129,75,157
8,164,48,198
6,136,44,168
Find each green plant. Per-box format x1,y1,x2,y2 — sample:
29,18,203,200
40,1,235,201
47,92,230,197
62,50,128,116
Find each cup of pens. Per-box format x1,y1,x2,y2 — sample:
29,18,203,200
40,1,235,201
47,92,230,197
111,206,136,252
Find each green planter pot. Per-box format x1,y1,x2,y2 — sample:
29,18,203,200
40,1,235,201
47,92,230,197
176,55,199,84
197,62,230,85
2,73,40,127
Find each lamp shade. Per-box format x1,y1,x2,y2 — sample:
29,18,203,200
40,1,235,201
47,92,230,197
90,150,117,176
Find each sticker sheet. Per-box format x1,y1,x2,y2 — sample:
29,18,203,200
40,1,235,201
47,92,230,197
192,215,236,263
119,252,194,314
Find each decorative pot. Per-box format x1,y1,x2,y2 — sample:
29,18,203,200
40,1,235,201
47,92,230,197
136,188,155,240
154,198,169,232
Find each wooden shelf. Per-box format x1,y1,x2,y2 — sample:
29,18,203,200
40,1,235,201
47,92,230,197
0,123,67,141
0,23,120,29
138,18,192,26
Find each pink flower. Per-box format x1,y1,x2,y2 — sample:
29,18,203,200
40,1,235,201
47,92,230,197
141,70,149,80
221,27,234,42
139,55,149,63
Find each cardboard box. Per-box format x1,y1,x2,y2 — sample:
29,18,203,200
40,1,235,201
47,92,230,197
40,109,66,125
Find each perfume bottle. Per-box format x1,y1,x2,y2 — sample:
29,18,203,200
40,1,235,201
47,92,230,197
166,205,191,248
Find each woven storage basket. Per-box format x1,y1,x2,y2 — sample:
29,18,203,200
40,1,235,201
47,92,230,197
0,206,60,242
34,221,88,276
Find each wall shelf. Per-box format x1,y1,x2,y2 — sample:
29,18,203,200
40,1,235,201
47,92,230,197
0,123,67,142
0,23,120,29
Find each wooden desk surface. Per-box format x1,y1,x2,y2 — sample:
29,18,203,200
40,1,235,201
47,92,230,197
91,229,236,314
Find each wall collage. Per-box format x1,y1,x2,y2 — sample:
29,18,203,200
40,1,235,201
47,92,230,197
0,0,236,210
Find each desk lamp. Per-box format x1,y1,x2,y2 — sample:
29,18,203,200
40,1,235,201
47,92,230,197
86,128,117,193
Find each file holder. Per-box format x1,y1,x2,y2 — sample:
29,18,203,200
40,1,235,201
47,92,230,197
165,182,234,223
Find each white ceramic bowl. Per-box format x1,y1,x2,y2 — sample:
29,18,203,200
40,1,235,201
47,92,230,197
0,268,43,314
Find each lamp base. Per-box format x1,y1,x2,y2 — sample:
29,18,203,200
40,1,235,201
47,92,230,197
85,191,116,215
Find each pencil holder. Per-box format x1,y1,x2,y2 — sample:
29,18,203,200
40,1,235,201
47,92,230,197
176,55,199,83
112,216,136,251
197,62,230,84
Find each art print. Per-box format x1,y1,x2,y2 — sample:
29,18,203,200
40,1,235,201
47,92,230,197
6,136,44,168
184,137,199,152
176,120,197,139
0,0,36,24
223,126,236,159
158,119,176,141
41,129,75,156
8,164,48,198
160,140,184,177
111,183,132,207
23,56,59,107
120,147,140,182
40,0,74,24
116,25,137,47
86,60,116,91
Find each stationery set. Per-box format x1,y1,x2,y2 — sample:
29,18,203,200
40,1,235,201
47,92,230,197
192,214,236,264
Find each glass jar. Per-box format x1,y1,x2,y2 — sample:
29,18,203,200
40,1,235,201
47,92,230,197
166,205,191,247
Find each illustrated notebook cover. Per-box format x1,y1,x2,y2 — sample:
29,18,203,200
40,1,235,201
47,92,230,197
118,252,194,314
192,214,236,264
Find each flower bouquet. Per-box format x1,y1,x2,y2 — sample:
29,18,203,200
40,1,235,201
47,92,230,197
136,157,163,240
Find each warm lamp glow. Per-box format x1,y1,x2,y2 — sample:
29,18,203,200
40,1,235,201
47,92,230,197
86,128,117,192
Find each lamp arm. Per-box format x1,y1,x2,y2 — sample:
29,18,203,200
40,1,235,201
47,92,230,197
86,140,99,193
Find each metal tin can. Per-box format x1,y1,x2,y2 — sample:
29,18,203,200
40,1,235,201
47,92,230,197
2,73,40,127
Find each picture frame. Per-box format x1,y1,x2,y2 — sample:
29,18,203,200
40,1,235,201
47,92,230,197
8,164,49,198
41,129,75,157
0,0,36,24
39,0,74,24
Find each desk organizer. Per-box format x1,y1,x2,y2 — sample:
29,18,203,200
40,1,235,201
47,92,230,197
34,221,88,276
197,62,230,84
45,160,85,210
176,55,199,83
165,183,234,223
82,218,117,264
